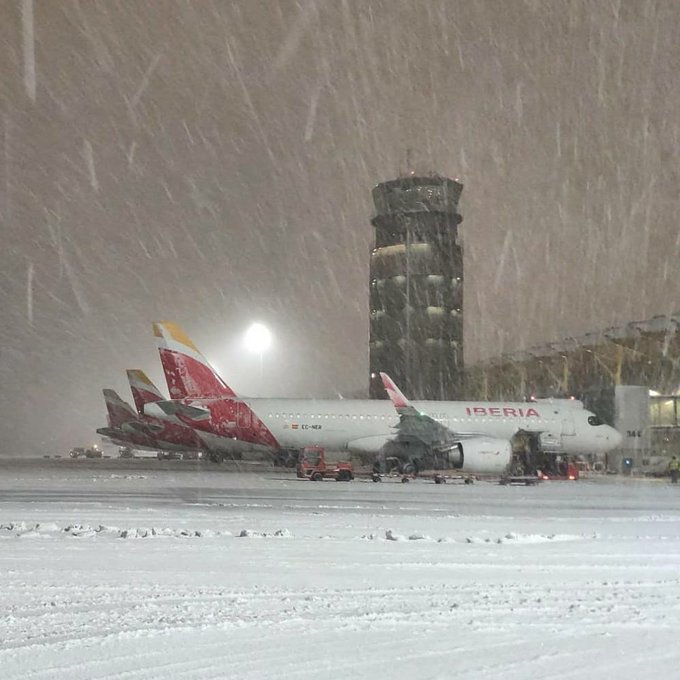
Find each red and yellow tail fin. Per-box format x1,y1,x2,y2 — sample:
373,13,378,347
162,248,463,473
152,321,237,400
126,369,164,416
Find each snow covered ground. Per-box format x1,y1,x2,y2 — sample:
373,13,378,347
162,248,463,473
2,462,680,679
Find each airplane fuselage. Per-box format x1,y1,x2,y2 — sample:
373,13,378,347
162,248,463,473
146,396,621,457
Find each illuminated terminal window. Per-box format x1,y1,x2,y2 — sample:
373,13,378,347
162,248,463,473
650,396,679,428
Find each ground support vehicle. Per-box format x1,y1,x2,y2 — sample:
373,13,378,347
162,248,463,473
499,475,542,486
538,461,580,480
157,451,183,461
69,446,102,459
371,469,415,483
297,447,353,481
433,473,475,485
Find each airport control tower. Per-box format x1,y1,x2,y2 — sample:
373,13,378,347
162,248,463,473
369,174,464,400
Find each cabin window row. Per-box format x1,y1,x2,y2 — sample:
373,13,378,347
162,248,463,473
264,413,559,425
266,413,394,420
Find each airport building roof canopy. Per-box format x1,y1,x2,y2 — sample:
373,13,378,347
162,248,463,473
474,312,680,368
468,311,680,400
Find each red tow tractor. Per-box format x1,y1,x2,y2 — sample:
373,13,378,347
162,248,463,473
539,460,580,481
296,446,354,482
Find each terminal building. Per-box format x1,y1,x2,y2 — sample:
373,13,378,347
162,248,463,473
368,175,464,401
465,314,680,473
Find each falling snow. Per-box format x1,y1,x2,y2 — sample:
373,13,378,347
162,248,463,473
0,2,679,454
20,0,35,102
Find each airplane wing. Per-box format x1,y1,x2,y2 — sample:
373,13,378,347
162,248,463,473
379,374,515,474
379,373,459,449
380,373,493,444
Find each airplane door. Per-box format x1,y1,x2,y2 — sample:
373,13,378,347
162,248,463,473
561,412,575,436
237,402,252,430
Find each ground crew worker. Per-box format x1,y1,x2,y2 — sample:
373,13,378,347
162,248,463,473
668,456,680,484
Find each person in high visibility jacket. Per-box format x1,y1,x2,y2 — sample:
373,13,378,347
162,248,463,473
668,456,680,483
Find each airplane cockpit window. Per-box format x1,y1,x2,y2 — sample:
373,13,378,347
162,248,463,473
588,415,604,426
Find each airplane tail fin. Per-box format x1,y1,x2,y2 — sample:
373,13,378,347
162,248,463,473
152,321,237,400
103,389,139,428
126,369,164,416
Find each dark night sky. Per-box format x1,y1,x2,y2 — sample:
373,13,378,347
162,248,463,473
1,1,679,454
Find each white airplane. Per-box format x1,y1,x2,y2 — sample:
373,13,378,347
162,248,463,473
145,322,622,474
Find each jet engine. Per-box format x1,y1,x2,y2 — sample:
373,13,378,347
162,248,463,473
452,437,512,474
349,434,512,475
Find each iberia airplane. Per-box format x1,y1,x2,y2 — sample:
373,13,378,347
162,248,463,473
144,322,622,473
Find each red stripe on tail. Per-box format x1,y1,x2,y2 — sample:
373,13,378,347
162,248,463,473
159,348,236,400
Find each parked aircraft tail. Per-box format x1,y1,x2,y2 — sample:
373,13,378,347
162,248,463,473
127,369,164,416
153,321,237,400
103,389,139,428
